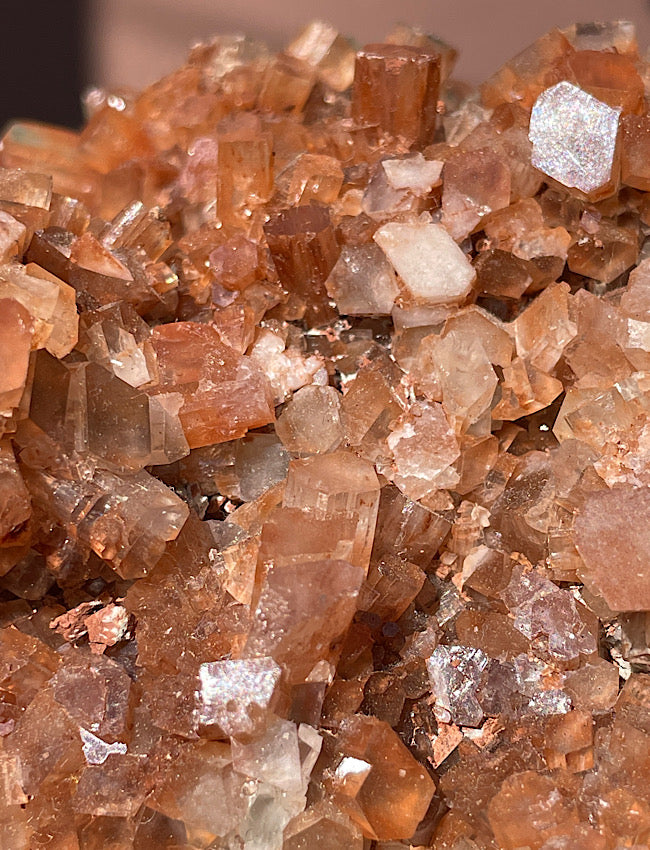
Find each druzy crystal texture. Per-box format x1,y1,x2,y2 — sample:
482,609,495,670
1,16,650,850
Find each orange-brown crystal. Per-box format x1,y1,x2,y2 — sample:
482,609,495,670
1,19,650,850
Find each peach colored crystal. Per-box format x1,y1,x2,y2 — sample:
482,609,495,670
1,18,650,850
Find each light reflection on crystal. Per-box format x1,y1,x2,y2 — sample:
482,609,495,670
529,81,621,196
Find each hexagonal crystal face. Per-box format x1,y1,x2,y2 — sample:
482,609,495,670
529,81,621,195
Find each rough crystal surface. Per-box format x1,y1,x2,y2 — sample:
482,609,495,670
198,656,282,738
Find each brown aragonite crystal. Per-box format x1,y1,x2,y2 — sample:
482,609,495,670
352,43,441,148
4,16,650,850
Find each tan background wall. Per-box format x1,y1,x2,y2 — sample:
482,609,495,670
87,0,650,90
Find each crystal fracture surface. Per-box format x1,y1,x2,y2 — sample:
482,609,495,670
2,17,650,850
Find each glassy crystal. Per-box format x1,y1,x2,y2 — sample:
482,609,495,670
325,714,435,840
387,401,460,500
275,385,343,454
1,19,650,850
574,485,650,611
325,243,399,315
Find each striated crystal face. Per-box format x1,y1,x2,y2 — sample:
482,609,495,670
3,17,650,850
529,81,621,196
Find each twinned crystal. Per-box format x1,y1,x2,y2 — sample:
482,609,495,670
2,16,650,850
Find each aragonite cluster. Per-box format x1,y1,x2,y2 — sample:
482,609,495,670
2,17,650,850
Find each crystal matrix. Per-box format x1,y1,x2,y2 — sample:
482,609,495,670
1,17,650,850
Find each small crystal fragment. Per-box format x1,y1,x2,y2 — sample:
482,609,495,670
80,728,128,765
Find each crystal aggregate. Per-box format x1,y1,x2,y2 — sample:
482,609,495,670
0,17,650,850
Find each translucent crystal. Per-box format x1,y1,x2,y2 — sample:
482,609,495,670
325,243,399,315
488,771,580,850
283,801,364,850
502,566,597,661
244,558,364,683
286,20,356,92
426,645,489,727
0,298,32,418
352,44,440,148
574,485,650,611
387,401,460,500
275,385,343,454
442,148,511,240
3,19,650,850
231,716,304,794
151,321,275,448
283,450,380,570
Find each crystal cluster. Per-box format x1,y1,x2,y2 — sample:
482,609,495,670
1,17,650,850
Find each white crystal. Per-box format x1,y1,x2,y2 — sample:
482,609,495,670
382,154,443,194
79,727,127,765
529,81,621,195
374,222,475,304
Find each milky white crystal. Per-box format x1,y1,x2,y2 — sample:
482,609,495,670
373,222,475,304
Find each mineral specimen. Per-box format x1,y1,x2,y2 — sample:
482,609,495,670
1,16,649,850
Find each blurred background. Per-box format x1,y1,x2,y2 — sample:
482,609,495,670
3,0,650,129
